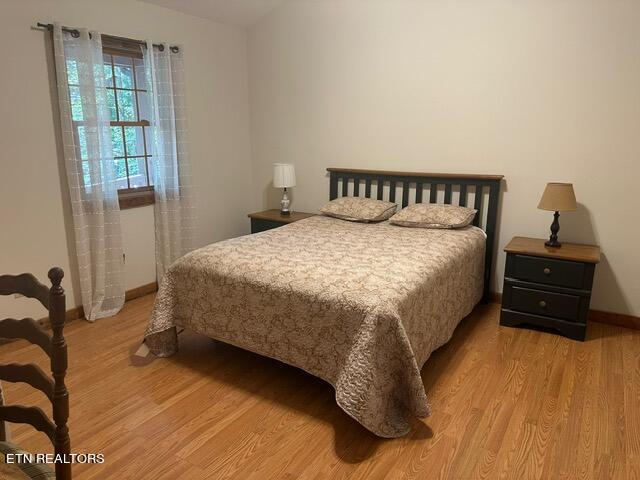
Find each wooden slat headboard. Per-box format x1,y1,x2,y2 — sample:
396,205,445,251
327,167,504,302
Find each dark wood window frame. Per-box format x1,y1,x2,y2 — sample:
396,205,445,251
103,42,155,209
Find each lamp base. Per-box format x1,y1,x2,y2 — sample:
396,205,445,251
280,188,291,216
545,211,561,248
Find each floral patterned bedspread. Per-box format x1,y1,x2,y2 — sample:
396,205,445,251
145,215,485,437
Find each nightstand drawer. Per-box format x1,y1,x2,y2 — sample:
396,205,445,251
251,218,284,233
507,285,581,321
510,254,585,289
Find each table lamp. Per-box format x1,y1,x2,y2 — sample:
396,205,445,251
537,182,577,247
273,163,296,215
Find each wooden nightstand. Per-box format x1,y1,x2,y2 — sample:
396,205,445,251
500,236,600,341
248,209,315,234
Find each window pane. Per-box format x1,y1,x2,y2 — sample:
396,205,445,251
137,91,151,122
147,157,155,186
134,57,146,89
113,159,128,189
127,157,140,177
145,127,154,156
117,90,137,121
77,126,88,160
113,56,134,89
106,89,117,121
82,161,91,189
66,60,79,85
127,157,148,188
103,54,114,88
124,126,146,156
111,127,124,157
69,86,83,121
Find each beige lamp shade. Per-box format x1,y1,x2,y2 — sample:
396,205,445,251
273,163,296,188
537,183,577,212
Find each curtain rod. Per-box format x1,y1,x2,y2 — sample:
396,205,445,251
36,22,179,53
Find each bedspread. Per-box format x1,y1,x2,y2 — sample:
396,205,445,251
145,215,485,437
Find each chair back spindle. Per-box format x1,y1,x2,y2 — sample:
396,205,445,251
0,267,71,480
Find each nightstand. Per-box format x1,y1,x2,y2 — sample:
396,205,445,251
248,209,315,234
500,236,600,341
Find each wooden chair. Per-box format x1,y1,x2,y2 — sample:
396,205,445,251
0,267,71,480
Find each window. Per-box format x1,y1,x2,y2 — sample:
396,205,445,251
68,42,154,209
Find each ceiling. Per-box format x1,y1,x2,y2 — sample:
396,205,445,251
139,0,287,28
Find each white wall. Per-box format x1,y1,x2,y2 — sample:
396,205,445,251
248,0,640,316
0,0,253,319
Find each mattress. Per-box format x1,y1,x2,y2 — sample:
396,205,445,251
145,215,485,437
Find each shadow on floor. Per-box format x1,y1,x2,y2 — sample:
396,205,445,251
128,304,489,464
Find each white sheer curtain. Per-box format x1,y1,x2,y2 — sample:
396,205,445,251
53,24,125,320
143,43,195,280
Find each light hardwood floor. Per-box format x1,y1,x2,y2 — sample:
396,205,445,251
1,294,638,479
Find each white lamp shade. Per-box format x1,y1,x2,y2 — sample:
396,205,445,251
273,163,296,188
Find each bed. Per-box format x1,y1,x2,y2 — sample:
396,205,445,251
145,168,503,437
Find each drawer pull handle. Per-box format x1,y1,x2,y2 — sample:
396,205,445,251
539,300,547,308
543,267,551,275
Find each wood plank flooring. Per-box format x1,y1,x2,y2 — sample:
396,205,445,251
0,294,638,479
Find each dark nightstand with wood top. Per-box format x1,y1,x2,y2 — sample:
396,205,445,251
500,236,600,341
248,209,315,234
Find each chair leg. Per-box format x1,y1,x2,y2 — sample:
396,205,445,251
0,385,6,441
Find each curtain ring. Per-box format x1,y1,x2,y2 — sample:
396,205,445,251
157,44,165,52
170,46,179,53
71,29,80,38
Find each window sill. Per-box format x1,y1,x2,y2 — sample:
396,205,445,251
118,187,155,210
